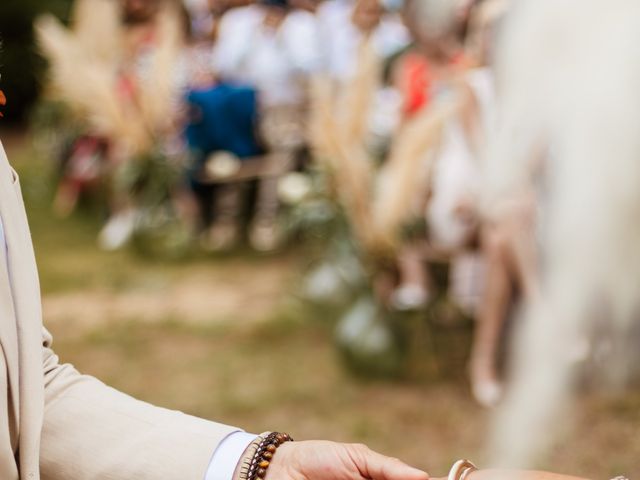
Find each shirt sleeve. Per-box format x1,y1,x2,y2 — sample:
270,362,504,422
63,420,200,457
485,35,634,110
205,431,258,480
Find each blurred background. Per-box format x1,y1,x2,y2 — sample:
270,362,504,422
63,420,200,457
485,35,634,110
1,0,639,477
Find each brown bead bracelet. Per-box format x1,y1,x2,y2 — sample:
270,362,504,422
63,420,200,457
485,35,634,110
241,432,293,480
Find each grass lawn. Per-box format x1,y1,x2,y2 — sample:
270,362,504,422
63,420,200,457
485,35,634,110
2,128,639,478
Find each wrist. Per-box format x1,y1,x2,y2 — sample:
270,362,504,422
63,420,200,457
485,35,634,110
264,441,297,479
232,432,293,480
232,437,262,480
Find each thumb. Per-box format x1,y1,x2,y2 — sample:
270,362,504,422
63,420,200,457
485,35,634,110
353,445,429,480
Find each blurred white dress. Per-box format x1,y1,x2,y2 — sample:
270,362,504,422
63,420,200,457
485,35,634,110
426,67,495,250
425,68,495,314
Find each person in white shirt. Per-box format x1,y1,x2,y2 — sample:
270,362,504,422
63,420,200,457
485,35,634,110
212,0,323,107
316,0,410,81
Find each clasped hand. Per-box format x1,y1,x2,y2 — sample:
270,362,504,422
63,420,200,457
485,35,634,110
266,440,429,480
266,441,586,480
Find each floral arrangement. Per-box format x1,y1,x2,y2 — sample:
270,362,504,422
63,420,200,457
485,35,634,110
310,39,463,271
307,39,469,377
34,0,192,256
35,0,183,157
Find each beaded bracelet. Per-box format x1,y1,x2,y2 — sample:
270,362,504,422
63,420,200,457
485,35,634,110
241,432,293,480
447,459,478,480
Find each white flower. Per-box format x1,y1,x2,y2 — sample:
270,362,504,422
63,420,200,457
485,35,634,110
205,151,241,179
278,172,312,205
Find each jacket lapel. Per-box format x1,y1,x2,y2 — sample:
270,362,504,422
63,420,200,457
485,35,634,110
0,142,45,479
0,205,20,439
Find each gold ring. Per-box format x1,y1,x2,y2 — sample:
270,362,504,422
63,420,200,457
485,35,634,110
448,460,478,480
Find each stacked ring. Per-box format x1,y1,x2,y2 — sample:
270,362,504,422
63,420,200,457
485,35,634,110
447,459,478,480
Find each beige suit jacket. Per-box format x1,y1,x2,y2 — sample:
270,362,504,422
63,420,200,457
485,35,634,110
0,142,240,479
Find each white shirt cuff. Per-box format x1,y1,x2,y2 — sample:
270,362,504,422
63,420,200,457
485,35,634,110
205,431,258,480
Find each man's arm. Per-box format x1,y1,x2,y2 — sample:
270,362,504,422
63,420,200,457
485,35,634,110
38,325,431,480
207,431,257,480
39,328,240,480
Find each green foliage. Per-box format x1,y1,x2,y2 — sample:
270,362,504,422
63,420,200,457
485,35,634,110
0,0,73,123
335,295,409,379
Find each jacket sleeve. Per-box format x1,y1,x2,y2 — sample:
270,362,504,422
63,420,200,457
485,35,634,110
39,328,240,480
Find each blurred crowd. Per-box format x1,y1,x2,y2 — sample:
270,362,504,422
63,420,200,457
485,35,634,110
35,0,520,406
36,0,415,253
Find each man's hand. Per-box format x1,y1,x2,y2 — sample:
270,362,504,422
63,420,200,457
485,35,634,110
267,440,429,480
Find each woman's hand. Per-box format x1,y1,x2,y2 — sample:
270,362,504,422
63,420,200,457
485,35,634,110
433,470,589,480
267,440,430,480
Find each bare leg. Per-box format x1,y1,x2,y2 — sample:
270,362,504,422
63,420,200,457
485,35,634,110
202,183,243,251
249,177,281,252
97,169,137,251
53,180,81,217
470,192,539,406
508,213,539,300
391,243,431,310
470,225,515,406
172,187,202,234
